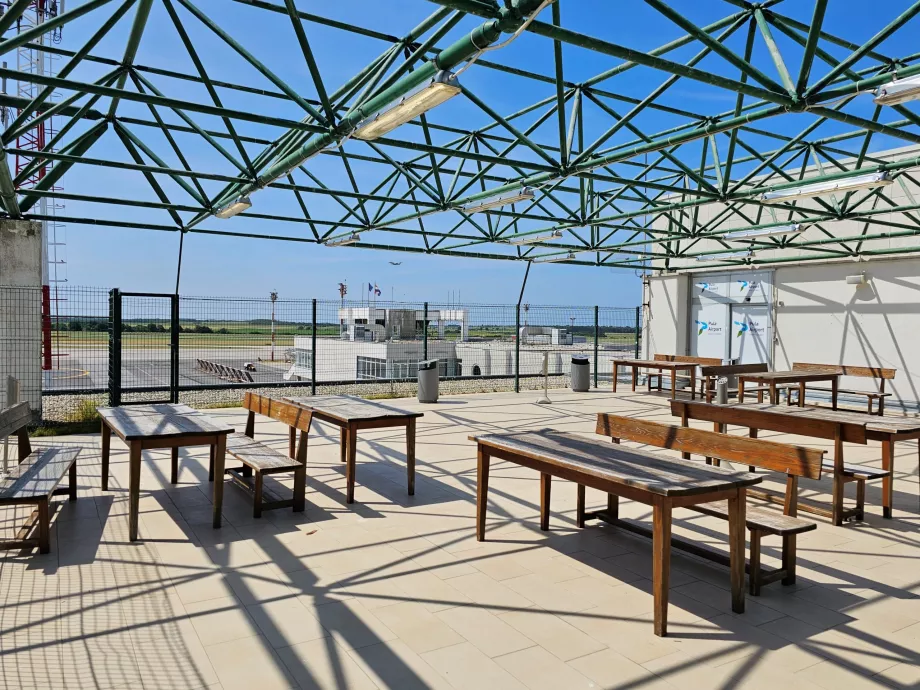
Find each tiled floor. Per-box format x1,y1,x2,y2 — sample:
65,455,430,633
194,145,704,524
1,389,919,689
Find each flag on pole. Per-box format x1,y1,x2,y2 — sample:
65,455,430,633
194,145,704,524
374,284,381,296
368,283,373,293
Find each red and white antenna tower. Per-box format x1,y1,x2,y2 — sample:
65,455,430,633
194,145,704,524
1,0,66,370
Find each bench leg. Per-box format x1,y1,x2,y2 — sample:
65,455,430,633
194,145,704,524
539,473,551,531
289,427,296,459
576,484,585,528
781,534,797,586
253,472,263,519
101,421,111,492
607,493,619,520
345,425,357,504
38,498,50,554
652,498,672,637
69,459,78,502
293,464,306,513
749,530,762,596
855,479,866,521
476,447,490,542
171,447,179,485
406,418,416,497
881,438,894,519
245,410,255,437
129,442,142,542
832,473,846,527
728,489,746,614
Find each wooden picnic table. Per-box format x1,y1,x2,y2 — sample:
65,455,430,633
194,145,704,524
98,403,234,541
282,395,423,504
737,403,920,519
470,429,761,636
738,370,840,408
613,359,698,400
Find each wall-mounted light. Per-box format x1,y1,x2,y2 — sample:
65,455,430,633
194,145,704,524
845,272,869,286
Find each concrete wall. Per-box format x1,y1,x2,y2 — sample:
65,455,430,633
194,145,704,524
643,274,688,359
0,220,43,415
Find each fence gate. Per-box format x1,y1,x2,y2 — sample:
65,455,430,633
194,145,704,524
108,289,179,406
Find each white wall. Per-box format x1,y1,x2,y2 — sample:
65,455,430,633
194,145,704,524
774,258,920,406
643,274,688,358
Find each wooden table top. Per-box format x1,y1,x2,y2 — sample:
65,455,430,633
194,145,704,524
283,395,424,424
738,371,839,383
470,430,761,497
98,404,234,441
737,402,920,435
617,359,699,370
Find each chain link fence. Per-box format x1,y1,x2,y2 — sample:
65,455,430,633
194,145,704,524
0,285,641,423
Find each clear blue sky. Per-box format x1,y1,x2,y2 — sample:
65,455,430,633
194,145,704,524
52,0,913,305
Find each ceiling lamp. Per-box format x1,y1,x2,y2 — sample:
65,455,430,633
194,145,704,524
760,172,892,203
462,187,535,213
530,251,575,264
723,224,804,241
214,195,252,219
353,71,461,141
695,251,753,263
507,229,563,245
874,74,920,106
324,233,361,247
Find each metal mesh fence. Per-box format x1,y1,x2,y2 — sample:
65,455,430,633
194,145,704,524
0,286,641,422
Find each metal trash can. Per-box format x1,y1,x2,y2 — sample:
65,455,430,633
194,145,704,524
571,356,590,392
417,359,439,403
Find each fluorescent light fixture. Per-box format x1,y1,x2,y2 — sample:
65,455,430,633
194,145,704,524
353,71,460,141
723,223,803,241
530,251,575,264
324,233,361,247
462,187,535,213
695,251,753,263
214,195,251,219
874,74,920,106
760,172,892,203
507,229,563,246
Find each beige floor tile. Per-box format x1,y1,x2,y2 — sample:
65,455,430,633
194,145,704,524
501,573,597,612
388,567,471,613
224,563,296,606
205,635,296,690
495,645,596,690
421,642,528,690
437,605,536,658
347,639,453,690
129,616,221,689
246,597,328,649
568,648,671,689
443,571,534,612
498,606,606,661
310,598,398,650
275,637,379,689
796,660,893,690
185,596,261,647
372,601,465,654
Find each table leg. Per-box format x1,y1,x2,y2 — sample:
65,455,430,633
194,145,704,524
101,421,111,492
671,369,676,401
631,365,637,392
539,473,551,531
728,488,746,614
690,368,696,401
799,381,806,408
652,497,672,637
612,362,618,393
770,382,778,405
345,423,357,504
170,447,179,485
128,441,142,542
406,418,416,496
831,376,839,411
576,484,585,528
881,437,894,519
476,446,490,541
340,427,347,463
212,434,226,529
738,379,745,403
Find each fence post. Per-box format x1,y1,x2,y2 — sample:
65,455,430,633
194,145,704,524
635,305,641,359
170,294,180,404
311,298,317,396
593,306,599,389
423,301,428,361
108,288,121,407
514,304,520,393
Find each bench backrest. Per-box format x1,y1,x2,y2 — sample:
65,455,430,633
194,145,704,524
597,413,824,480
243,393,313,434
699,362,768,377
670,399,867,445
0,402,31,438
792,362,896,380
654,354,722,365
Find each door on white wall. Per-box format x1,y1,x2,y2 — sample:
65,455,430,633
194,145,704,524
730,304,772,365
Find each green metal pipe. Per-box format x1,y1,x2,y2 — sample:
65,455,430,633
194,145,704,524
0,0,117,57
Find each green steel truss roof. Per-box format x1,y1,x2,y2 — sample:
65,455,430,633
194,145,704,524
4,0,920,270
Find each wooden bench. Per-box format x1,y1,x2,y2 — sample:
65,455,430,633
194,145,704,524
699,362,771,403
670,400,889,525
648,354,722,393
210,392,311,518
0,402,80,554
594,414,820,595
788,363,896,415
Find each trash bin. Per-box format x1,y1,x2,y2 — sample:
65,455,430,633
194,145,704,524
570,356,590,392
417,359,439,403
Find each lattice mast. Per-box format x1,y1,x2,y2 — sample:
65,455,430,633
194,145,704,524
1,0,65,370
